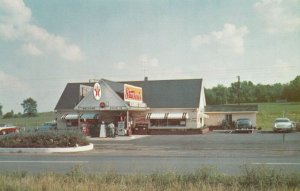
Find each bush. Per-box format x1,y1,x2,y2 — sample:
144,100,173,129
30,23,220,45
2,111,14,119
0,129,89,148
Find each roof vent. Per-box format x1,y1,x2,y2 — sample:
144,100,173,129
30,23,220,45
144,76,148,81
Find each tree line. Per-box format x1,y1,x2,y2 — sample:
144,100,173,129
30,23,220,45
0,98,38,119
205,75,300,105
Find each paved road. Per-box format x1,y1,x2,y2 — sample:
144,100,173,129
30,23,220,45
0,132,300,175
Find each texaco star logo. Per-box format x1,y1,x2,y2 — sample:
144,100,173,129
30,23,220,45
93,83,101,100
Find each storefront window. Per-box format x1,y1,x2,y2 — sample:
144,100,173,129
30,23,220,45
168,119,186,126
150,119,186,127
66,120,78,127
150,119,167,127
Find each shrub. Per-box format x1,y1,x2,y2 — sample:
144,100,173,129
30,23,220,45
0,129,89,148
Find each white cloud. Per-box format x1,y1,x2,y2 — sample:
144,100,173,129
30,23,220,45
254,0,300,33
0,70,27,90
139,55,160,68
114,61,126,70
21,43,42,56
273,59,294,78
0,0,84,62
191,23,248,55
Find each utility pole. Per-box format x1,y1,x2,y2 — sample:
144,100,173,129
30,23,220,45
237,76,240,105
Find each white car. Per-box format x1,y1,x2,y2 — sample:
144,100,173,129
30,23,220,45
273,118,294,132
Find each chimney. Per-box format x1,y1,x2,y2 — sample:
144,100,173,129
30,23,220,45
144,76,148,81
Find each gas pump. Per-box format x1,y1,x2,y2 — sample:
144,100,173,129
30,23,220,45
117,121,126,136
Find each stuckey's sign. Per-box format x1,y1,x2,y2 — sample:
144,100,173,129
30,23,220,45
124,84,142,102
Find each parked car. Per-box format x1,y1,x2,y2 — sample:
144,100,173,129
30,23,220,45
37,121,57,132
0,124,19,135
273,118,294,132
235,118,253,133
296,122,300,132
235,118,253,130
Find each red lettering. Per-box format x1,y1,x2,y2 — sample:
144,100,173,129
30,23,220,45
125,88,141,101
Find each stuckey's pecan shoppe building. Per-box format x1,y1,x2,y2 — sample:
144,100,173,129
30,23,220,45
54,78,207,135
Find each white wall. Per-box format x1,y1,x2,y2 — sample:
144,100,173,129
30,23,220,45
205,112,257,127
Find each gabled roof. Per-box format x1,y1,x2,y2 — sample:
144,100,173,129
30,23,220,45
74,80,129,111
205,105,258,112
55,78,203,110
102,79,124,94
121,79,203,108
55,83,92,110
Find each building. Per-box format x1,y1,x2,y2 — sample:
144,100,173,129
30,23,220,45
54,78,207,135
204,105,258,129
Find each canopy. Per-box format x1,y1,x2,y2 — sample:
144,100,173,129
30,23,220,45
146,113,167,119
146,112,189,120
62,113,79,120
80,113,99,120
167,112,189,119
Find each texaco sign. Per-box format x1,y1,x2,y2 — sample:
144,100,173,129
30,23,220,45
93,83,101,100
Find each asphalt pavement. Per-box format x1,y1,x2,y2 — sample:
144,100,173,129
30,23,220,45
0,131,299,175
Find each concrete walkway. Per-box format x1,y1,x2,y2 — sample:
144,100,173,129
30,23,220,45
88,135,149,141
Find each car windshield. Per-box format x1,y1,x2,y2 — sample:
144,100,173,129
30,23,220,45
275,119,289,123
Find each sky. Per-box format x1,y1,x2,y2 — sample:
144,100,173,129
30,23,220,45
0,0,300,113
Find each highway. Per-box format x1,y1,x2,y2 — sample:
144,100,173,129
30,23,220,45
0,132,300,175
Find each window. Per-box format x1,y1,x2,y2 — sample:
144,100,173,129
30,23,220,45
148,112,188,127
225,114,232,123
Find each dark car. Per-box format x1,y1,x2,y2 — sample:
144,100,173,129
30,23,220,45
235,118,253,130
38,121,57,131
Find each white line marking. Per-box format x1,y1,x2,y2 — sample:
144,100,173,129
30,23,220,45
252,162,300,165
0,161,88,163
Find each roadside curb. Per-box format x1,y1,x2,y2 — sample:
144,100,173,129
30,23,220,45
0,143,94,153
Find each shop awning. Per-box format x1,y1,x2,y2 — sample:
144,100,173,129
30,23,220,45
62,113,79,120
80,113,99,120
167,112,189,119
146,113,167,119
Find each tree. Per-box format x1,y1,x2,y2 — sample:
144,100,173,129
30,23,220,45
289,75,300,101
212,85,228,104
0,104,2,117
3,110,14,119
204,88,216,105
21,97,38,117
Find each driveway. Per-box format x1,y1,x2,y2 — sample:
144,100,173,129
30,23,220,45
0,132,299,175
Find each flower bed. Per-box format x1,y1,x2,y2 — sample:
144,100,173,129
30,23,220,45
0,130,89,148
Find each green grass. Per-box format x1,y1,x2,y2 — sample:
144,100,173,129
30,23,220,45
256,102,300,130
0,165,299,191
0,112,55,128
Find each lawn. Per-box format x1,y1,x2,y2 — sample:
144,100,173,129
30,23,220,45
256,102,300,130
0,112,55,129
0,165,299,191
